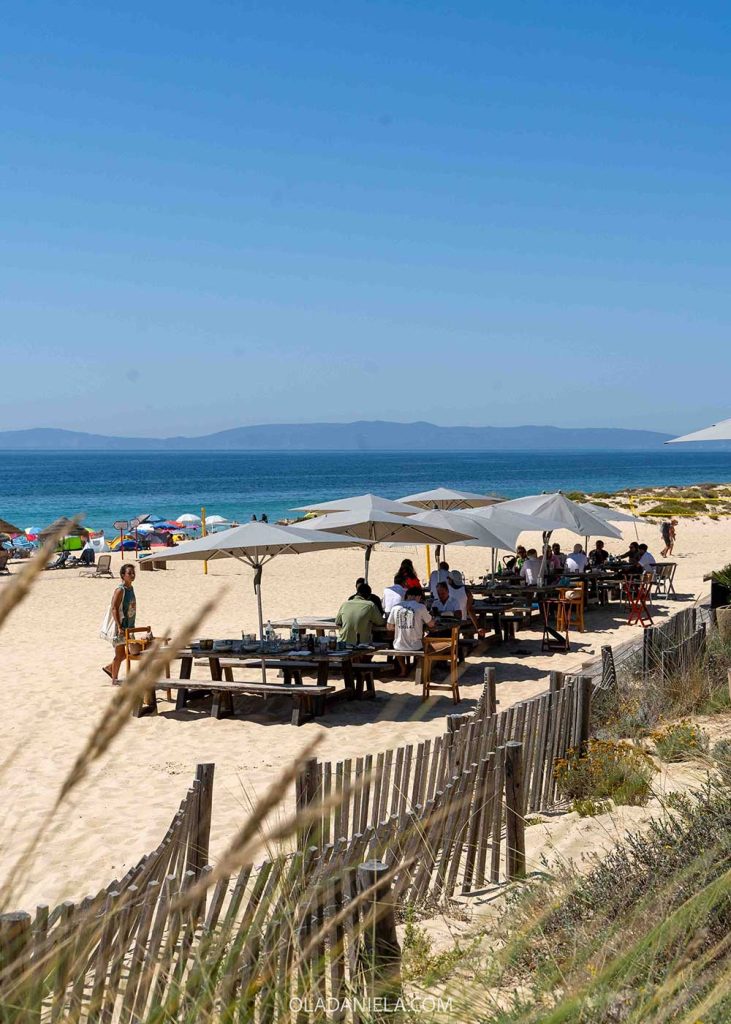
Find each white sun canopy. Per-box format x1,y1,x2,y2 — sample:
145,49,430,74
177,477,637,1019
292,493,419,516
666,417,731,443
497,493,622,539
397,487,501,510
297,508,472,580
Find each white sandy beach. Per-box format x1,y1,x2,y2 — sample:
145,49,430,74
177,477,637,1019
1,515,728,911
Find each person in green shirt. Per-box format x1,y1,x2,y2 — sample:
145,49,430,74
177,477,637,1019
335,582,384,645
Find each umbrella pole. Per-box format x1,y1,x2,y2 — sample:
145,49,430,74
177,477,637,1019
538,530,552,585
254,564,266,682
364,544,372,583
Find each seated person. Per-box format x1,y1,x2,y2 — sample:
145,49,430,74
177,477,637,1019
588,540,609,567
399,558,421,589
618,541,640,562
383,572,407,614
350,577,384,615
428,560,451,594
550,542,566,571
431,580,462,618
565,544,588,574
504,545,527,573
336,582,385,644
520,548,543,585
638,543,657,574
387,585,435,676
447,571,484,635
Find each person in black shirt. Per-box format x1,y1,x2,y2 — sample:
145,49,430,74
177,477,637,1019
588,540,609,567
349,578,384,615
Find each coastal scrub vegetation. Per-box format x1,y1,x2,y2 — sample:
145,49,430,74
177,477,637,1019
554,740,657,810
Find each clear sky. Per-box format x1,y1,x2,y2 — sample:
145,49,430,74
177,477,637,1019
2,1,729,436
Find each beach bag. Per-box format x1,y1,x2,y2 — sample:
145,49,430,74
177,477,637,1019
100,602,117,644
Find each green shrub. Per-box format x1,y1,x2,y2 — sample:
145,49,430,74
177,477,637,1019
713,739,731,786
572,797,612,817
711,562,731,588
652,720,709,762
554,740,657,806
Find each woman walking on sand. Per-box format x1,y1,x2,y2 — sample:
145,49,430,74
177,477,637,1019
103,563,137,683
660,518,678,557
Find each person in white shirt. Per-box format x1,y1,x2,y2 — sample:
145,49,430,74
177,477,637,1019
638,544,657,574
431,581,462,617
428,560,451,594
446,570,469,617
565,544,588,574
387,585,435,676
383,573,407,614
520,549,543,585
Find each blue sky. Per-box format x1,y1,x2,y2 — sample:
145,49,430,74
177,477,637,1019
1,1,729,436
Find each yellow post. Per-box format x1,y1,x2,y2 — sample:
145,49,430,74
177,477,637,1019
201,506,208,575
425,544,432,581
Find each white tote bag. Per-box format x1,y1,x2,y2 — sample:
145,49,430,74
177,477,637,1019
100,601,118,644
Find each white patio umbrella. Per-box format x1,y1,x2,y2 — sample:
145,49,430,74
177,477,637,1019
297,508,473,581
292,493,419,516
408,508,517,576
666,417,731,443
205,514,230,525
139,522,369,646
397,487,502,511
178,513,202,524
497,492,621,582
580,500,643,543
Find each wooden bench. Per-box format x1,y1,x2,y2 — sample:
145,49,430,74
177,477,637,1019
134,679,336,725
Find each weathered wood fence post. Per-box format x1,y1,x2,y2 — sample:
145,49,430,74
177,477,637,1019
576,676,593,754
504,742,526,880
357,860,402,1018
484,666,497,716
296,756,320,850
188,762,215,879
0,911,31,1014
549,670,564,694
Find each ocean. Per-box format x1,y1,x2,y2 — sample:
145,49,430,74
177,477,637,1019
4,449,731,535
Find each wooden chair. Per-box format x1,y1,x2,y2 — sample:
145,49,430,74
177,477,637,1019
421,627,460,703
627,573,654,627
556,582,585,633
125,627,171,701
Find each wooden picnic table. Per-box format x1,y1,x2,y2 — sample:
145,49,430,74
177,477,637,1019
269,616,339,636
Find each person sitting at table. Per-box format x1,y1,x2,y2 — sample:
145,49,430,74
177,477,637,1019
399,558,421,589
589,540,609,567
550,543,566,571
618,541,640,561
428,560,451,594
447,570,484,634
565,544,589,574
387,585,435,676
504,545,527,573
383,571,407,614
350,578,384,615
336,582,385,645
431,580,462,618
520,548,543,585
638,543,657,575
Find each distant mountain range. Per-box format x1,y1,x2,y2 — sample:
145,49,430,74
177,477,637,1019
0,422,673,450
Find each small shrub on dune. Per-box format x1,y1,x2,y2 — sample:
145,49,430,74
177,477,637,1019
713,739,731,786
652,720,709,762
554,740,657,807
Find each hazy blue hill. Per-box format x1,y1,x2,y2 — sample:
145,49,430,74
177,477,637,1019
0,422,673,451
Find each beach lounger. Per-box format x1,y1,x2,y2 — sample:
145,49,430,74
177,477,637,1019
80,553,113,578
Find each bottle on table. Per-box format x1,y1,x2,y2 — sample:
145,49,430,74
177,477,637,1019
291,618,299,642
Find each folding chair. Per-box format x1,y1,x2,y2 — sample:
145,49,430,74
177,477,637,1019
421,627,461,703
541,599,570,652
654,563,677,600
81,553,114,578
626,573,654,627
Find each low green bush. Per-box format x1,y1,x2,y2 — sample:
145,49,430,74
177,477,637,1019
652,720,709,762
554,740,657,806
713,739,731,786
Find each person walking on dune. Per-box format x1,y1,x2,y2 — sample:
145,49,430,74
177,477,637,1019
103,563,137,683
660,518,678,557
